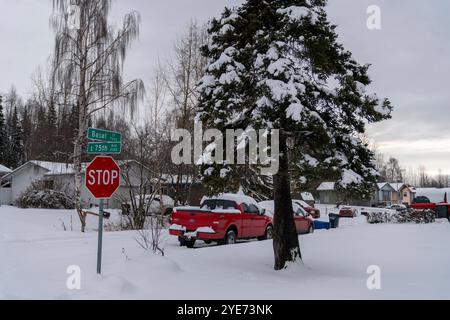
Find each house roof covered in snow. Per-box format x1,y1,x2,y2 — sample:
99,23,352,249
2,160,150,179
0,164,12,174
377,182,388,189
389,182,405,192
377,182,396,191
316,182,335,191
301,192,315,201
32,161,77,176
43,160,154,176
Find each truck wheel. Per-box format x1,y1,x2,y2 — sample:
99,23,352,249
185,239,196,249
258,225,273,241
225,230,237,245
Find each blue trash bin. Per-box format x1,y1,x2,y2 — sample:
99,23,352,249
314,220,330,230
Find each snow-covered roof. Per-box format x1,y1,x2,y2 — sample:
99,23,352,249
377,182,389,190
0,164,12,174
386,183,416,193
3,160,148,178
317,182,335,191
43,160,150,176
31,161,77,176
377,182,402,192
301,192,315,201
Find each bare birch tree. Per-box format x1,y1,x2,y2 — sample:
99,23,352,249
51,0,144,232
163,21,208,205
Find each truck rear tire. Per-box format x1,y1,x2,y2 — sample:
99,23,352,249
224,230,237,245
258,225,273,241
185,239,196,248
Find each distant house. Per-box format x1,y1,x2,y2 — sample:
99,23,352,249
0,164,13,205
1,160,153,209
377,182,397,205
377,182,417,205
313,182,379,207
391,183,416,205
0,164,12,177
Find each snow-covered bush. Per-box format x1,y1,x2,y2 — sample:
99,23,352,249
366,212,392,224
17,189,76,209
367,210,436,224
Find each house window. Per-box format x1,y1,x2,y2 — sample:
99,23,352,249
1,181,11,188
44,180,55,190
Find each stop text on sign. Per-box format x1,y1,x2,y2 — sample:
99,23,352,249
87,170,119,186
85,156,121,199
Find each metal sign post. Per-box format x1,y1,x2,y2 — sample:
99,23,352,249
97,199,104,274
86,128,122,275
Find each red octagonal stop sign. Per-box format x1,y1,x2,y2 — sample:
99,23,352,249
85,156,121,199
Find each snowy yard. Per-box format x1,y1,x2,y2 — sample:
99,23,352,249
1,206,450,300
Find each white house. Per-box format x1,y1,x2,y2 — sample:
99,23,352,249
0,164,13,205
314,182,380,206
0,164,12,177
0,160,153,209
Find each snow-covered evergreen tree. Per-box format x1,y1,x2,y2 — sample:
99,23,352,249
0,95,6,163
197,0,392,269
9,107,25,168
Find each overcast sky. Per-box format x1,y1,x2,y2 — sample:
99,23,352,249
0,0,449,175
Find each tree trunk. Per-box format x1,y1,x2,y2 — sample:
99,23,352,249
272,133,302,270
74,58,87,232
73,12,88,232
74,96,87,232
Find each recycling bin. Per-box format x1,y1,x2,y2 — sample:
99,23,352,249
329,214,340,229
436,205,449,219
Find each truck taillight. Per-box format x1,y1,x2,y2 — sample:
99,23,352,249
173,218,179,222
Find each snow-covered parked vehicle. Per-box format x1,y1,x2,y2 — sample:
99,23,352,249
258,200,314,235
169,194,272,248
386,204,408,213
293,199,321,219
122,195,175,216
339,206,358,218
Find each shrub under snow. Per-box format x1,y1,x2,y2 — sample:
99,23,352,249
17,190,76,210
366,210,436,224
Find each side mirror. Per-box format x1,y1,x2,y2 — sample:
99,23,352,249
260,208,266,215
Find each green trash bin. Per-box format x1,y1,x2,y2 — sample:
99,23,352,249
329,214,340,229
436,205,448,219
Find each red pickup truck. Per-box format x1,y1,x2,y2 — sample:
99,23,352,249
169,195,273,248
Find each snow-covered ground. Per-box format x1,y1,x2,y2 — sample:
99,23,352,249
1,205,450,300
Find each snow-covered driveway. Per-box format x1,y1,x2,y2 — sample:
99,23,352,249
1,206,449,299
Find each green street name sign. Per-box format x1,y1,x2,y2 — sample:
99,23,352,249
88,128,122,143
87,142,122,155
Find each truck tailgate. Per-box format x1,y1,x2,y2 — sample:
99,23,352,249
171,209,217,231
